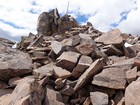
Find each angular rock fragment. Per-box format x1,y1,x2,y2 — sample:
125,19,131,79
126,66,137,84
90,92,108,105
125,78,140,105
114,91,125,105
51,40,64,55
8,77,44,105
72,55,93,78
92,67,127,89
53,66,71,79
60,85,75,96
57,51,81,71
45,85,64,105
33,63,54,79
102,44,122,56
95,29,124,46
105,58,134,69
74,59,105,91
76,42,94,55
8,77,22,87
55,78,65,89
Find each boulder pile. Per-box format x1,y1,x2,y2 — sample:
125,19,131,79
1,9,140,105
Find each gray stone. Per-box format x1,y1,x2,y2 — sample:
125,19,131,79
90,92,108,105
51,41,64,55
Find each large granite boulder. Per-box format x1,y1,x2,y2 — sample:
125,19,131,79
0,44,32,81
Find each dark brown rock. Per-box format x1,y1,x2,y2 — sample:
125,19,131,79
113,91,125,105
0,81,8,89
37,8,60,36
102,45,122,56
58,14,78,33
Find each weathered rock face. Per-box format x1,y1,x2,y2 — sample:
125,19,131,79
92,67,127,89
1,8,140,105
8,77,44,105
0,44,32,81
37,8,78,36
37,8,60,36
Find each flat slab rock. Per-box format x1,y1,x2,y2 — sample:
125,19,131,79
92,67,127,89
57,51,81,71
0,44,32,81
33,63,71,79
95,29,123,45
125,77,140,105
74,59,105,91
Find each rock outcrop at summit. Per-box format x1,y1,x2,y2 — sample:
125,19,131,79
1,9,140,105
37,8,78,36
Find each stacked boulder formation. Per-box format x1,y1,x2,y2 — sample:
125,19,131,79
1,9,140,105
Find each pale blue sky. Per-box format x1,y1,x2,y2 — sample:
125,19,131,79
0,0,139,41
